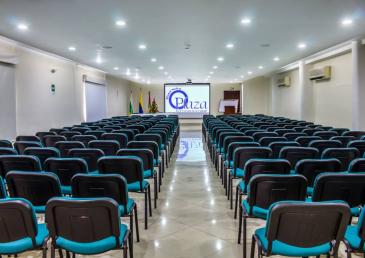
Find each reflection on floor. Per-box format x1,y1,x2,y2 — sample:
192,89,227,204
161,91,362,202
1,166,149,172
19,129,358,258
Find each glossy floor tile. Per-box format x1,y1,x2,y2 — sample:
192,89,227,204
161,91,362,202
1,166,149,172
19,129,361,258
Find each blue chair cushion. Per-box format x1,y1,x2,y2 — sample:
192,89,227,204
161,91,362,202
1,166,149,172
238,181,246,193
153,159,161,166
128,180,149,192
345,225,364,250
307,187,313,196
34,205,45,213
119,198,135,215
0,223,48,254
255,227,331,256
161,144,165,150
230,168,244,178
224,160,234,168
351,207,361,217
61,186,71,195
144,169,154,178
55,224,128,255
242,199,268,219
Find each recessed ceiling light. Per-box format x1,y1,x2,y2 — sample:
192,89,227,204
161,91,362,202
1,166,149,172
158,66,164,70
240,75,244,79
341,18,353,27
138,44,147,50
258,65,264,69
68,46,76,51
113,67,119,71
96,56,102,64
147,80,151,84
151,58,157,62
126,68,131,76
226,43,234,49
115,20,126,27
207,75,211,78
17,23,28,31
298,43,307,49
164,71,168,75
273,57,280,62
217,57,224,62
209,71,214,75
240,18,251,25
213,65,218,69
247,71,252,75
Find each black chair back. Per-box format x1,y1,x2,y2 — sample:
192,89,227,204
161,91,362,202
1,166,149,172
68,148,104,172
278,147,319,169
0,155,41,177
0,147,18,156
23,147,60,169
71,135,98,147
14,141,43,154
88,140,120,156
44,135,67,147
321,148,360,171
101,133,128,148
55,141,86,157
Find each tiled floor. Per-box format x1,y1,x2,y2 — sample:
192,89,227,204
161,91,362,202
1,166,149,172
20,129,359,258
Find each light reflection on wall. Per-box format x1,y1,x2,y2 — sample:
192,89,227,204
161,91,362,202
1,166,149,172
177,137,206,162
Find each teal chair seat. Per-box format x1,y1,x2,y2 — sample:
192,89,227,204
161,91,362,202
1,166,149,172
0,223,48,254
242,199,268,219
144,169,154,178
224,160,234,168
34,205,45,213
345,225,364,250
230,168,245,178
161,144,165,150
307,187,313,195
61,185,71,195
255,227,331,256
128,180,149,192
55,224,128,255
238,180,247,193
153,159,161,166
119,198,135,215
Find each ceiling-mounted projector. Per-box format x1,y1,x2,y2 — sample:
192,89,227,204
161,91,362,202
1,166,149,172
186,79,192,84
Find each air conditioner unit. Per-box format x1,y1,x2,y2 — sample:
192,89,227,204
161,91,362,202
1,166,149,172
277,76,290,87
309,66,331,81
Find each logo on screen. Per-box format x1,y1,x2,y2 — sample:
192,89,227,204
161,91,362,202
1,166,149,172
167,88,189,109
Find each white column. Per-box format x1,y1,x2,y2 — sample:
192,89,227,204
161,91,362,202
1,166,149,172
352,40,365,130
298,60,314,122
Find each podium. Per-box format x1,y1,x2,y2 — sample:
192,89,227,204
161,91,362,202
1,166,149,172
219,99,239,114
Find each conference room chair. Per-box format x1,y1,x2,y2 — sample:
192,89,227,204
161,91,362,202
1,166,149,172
71,173,140,242
302,128,324,136
0,176,7,198
278,146,319,169
101,133,128,148
127,125,146,134
250,202,350,258
23,147,60,169
283,132,307,141
86,125,101,130
348,158,365,172
0,140,12,148
329,128,350,135
244,129,265,137
0,155,42,178
274,129,296,136
43,135,67,147
14,141,43,154
252,132,279,142
0,147,18,156
295,158,343,195
258,137,287,147
36,131,56,145
68,148,104,173
104,125,123,131
15,135,41,142
71,134,97,146
234,159,291,219
214,131,245,170
311,173,365,216
238,174,307,258
118,148,159,200
314,131,339,140
268,141,300,158
0,198,49,257
146,129,171,160
70,127,90,134
295,136,322,146
49,128,68,135
113,129,135,141
88,140,120,156
330,136,357,147
98,156,152,229
54,141,85,157
321,148,360,171
308,140,343,155
45,198,132,258
59,131,81,141
316,126,334,131
344,208,365,258
44,158,89,194
348,140,365,157
84,130,107,139
292,126,308,132
6,171,62,213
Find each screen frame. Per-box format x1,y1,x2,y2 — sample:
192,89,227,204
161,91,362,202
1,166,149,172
163,83,211,119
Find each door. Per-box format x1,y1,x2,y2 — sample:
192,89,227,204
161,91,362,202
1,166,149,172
85,81,107,122
224,90,241,113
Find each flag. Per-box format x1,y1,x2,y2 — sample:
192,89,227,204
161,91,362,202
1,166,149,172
148,91,152,113
129,92,134,115
138,89,144,113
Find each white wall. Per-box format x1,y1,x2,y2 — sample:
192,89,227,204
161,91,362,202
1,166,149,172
242,76,271,115
106,75,131,117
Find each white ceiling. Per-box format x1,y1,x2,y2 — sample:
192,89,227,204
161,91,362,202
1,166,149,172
0,0,365,84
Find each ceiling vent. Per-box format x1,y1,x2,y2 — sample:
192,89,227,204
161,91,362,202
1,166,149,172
277,76,290,87
309,66,331,81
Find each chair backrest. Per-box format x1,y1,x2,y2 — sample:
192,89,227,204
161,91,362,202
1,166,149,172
135,134,162,149
330,136,356,147
0,176,7,198
243,159,291,187
0,155,41,178
252,132,279,142
113,129,135,141
71,135,98,147
46,198,121,246
226,142,260,161
312,173,365,209
101,133,128,148
233,147,272,172
14,141,43,154
283,132,307,141
55,141,86,157
295,136,322,146
15,136,41,142
222,136,254,154
6,171,62,207
44,135,67,147
313,131,339,140
264,202,350,256
84,130,107,139
268,141,300,158
88,140,120,156
259,137,287,147
23,147,60,169
68,148,104,172
348,140,365,157
308,140,342,155
274,129,296,136
329,128,350,135
60,131,82,141
279,147,319,169
295,159,343,187
71,174,129,207
127,141,159,160
0,198,38,247
321,148,360,171
247,174,307,212
44,158,88,186
0,140,12,148
343,131,365,139
302,128,324,136
348,158,365,173
0,147,18,156
117,148,154,171
36,132,57,145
